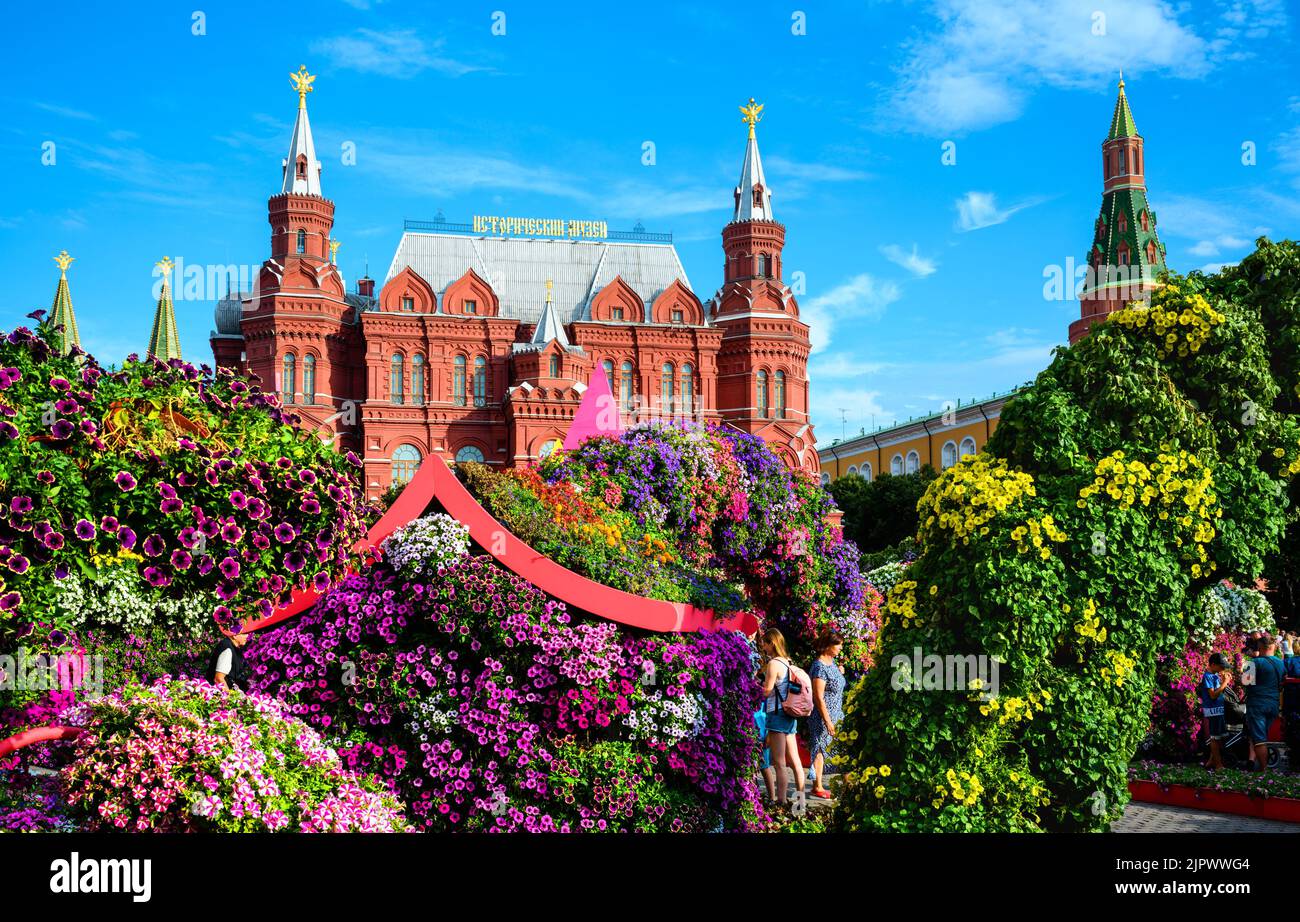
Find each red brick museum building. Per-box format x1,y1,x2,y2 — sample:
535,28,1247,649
211,76,817,500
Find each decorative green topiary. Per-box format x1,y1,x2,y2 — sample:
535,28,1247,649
834,241,1300,832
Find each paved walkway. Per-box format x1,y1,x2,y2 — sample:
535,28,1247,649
1113,801,1300,833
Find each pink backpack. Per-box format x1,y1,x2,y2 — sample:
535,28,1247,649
778,659,814,718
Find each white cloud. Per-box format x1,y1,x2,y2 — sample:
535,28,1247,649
880,243,938,277
33,101,97,121
1188,235,1249,258
764,155,872,183
312,29,487,78
801,273,903,353
810,353,890,379
883,0,1277,134
955,191,1039,231
809,384,893,443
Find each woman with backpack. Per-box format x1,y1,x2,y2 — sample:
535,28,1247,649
760,627,808,808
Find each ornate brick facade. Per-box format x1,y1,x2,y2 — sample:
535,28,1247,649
211,79,818,500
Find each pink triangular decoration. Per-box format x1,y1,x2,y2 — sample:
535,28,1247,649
564,368,624,450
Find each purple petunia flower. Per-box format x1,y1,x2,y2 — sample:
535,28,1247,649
36,470,54,485
170,549,193,571
142,533,166,557
115,471,138,492
0,592,21,610
143,567,170,588
43,533,63,551
312,571,331,592
229,490,248,509
118,527,138,550
74,519,95,541
221,522,244,543
197,555,215,576
273,523,296,544
160,498,184,515
53,563,69,580
51,420,74,440
283,551,306,573
48,376,71,392
100,515,119,533
216,582,238,601
7,555,30,574
219,557,240,580
9,496,32,515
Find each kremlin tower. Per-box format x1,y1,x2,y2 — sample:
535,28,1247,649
711,98,817,470
1069,76,1168,343
48,251,81,356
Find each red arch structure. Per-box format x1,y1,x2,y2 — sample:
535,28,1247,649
1,455,758,758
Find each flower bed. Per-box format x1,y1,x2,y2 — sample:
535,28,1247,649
54,677,409,832
1128,762,1300,823
246,515,767,832
0,316,370,686
464,422,875,668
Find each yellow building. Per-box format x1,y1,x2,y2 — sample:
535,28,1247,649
818,385,1027,484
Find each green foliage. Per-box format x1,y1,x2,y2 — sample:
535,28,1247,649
834,252,1298,832
829,468,936,553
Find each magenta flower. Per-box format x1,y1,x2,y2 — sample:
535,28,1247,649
74,519,95,541
115,471,138,492
219,557,241,580
142,534,167,557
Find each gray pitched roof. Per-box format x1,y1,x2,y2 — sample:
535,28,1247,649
384,232,692,325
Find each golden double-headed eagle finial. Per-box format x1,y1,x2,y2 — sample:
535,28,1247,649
156,256,175,278
291,65,316,109
53,250,74,277
740,97,764,139
330,239,341,262
545,279,554,304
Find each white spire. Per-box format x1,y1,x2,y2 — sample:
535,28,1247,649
530,280,570,347
281,67,322,196
733,102,773,222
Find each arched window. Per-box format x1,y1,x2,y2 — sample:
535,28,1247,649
1103,151,1110,180
757,370,769,418
302,354,316,405
661,362,675,414
758,254,772,277
1118,212,1127,234
941,441,958,469
1146,241,1158,263
538,438,562,460
390,353,404,405
549,354,560,378
860,462,873,482
473,356,487,407
680,363,694,416
1140,210,1149,232
820,472,831,487
959,437,977,460
1129,147,1137,174
602,360,614,392
847,465,858,477
453,355,466,406
295,155,307,180
296,229,306,255
621,361,635,411
391,445,420,486
905,450,920,474
411,354,425,406
455,445,485,464
891,454,904,475
775,371,786,419
281,352,296,404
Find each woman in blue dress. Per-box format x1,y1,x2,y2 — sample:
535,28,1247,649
806,631,845,799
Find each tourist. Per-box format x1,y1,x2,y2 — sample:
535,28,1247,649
753,707,778,802
760,628,805,807
207,629,252,691
807,631,845,799
1245,633,1285,772
1199,653,1232,771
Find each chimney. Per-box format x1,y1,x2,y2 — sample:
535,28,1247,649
357,276,375,299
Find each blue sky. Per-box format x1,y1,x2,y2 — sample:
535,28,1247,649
1,0,1297,444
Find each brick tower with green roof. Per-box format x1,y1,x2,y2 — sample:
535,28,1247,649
1069,76,1168,344
48,250,81,355
147,255,183,361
